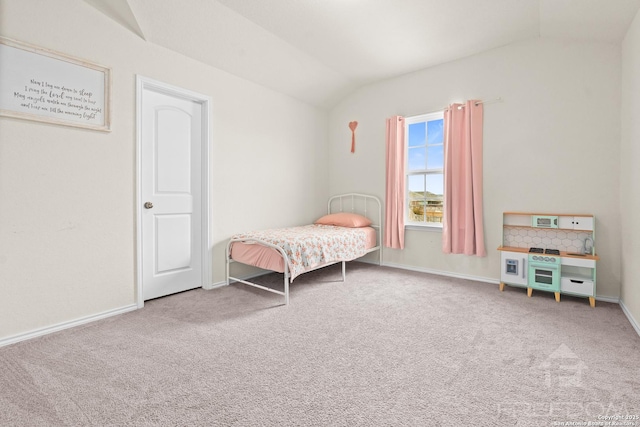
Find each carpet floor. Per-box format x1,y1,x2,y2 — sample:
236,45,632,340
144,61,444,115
1,262,639,426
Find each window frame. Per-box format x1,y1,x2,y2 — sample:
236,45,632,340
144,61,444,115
405,111,444,230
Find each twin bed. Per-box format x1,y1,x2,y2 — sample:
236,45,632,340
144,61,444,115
225,193,382,305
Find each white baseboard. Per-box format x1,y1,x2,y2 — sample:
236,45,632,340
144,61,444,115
0,304,138,348
203,281,228,290
203,270,272,291
620,300,640,337
382,262,622,302
356,258,383,266
595,295,620,303
382,261,499,285
3,267,638,346
381,261,638,337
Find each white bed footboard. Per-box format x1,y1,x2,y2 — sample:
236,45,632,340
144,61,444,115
226,238,292,305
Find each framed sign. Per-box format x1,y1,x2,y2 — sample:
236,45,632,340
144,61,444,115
0,37,111,131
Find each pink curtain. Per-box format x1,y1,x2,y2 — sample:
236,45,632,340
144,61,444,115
384,116,405,249
442,101,486,256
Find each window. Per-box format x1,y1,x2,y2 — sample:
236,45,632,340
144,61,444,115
405,112,444,227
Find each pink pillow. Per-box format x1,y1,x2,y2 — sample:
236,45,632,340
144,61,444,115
315,212,372,228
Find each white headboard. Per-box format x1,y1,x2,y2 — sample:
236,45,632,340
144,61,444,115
327,193,382,264
328,193,382,226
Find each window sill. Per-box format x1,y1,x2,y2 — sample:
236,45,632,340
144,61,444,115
405,224,443,233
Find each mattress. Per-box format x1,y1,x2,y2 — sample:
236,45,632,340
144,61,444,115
230,225,377,279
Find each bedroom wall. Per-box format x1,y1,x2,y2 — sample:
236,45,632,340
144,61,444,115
0,0,328,342
620,9,640,329
328,37,623,299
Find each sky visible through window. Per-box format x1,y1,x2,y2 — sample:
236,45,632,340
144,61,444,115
408,118,444,195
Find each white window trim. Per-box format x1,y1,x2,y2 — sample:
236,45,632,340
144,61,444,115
405,112,444,230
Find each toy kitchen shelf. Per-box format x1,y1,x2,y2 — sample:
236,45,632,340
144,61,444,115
497,212,600,307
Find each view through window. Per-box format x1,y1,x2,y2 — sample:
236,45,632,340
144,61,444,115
406,112,444,227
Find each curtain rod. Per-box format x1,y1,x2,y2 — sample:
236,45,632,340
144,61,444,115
406,97,503,117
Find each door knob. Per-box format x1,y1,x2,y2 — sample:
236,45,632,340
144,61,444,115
144,202,154,209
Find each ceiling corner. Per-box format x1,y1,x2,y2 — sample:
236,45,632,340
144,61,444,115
84,0,147,40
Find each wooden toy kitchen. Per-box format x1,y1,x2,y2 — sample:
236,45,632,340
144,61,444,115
498,212,599,307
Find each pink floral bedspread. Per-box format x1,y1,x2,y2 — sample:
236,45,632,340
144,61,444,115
231,224,369,280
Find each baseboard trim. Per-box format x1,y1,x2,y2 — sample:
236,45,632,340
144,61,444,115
381,262,622,300
3,268,637,346
0,304,138,348
620,300,640,337
217,262,639,338
596,295,620,303
382,261,499,285
211,261,499,289
203,281,228,290
356,258,382,266
204,270,272,291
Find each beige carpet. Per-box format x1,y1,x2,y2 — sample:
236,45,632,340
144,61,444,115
1,262,639,426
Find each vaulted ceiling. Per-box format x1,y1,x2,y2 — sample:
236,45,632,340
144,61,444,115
86,0,640,108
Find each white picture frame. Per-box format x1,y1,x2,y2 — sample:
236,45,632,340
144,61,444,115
0,37,111,132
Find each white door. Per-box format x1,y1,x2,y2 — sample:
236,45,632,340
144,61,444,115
140,84,205,301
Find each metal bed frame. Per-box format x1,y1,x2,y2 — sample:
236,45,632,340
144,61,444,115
225,193,382,305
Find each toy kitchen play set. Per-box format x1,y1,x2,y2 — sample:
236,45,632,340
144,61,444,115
498,213,599,307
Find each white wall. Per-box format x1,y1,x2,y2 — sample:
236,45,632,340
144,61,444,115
328,38,622,298
620,9,640,327
0,0,328,341
2,1,634,344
